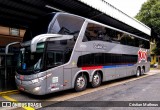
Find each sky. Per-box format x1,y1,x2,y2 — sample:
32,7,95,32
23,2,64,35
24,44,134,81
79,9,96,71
104,0,147,17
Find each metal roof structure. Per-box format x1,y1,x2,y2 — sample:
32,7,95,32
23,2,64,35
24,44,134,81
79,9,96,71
79,0,151,36
0,0,151,39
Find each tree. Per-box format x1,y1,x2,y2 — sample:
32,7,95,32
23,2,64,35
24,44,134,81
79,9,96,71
136,0,160,55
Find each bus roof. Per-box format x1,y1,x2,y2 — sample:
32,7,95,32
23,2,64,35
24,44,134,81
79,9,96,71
56,12,149,40
78,0,151,36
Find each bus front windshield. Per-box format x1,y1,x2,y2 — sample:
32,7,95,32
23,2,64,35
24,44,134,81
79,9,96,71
17,42,73,74
17,43,44,74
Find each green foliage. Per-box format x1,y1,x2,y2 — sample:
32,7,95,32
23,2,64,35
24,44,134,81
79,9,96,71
136,0,160,55
152,42,160,55
136,0,160,34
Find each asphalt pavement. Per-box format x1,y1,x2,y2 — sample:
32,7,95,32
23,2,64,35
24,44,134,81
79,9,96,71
40,71,160,110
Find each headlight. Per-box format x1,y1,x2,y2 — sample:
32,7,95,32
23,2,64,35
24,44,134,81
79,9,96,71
31,79,39,83
33,87,41,92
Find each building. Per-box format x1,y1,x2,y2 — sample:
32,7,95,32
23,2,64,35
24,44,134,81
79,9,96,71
0,26,25,91
0,26,25,49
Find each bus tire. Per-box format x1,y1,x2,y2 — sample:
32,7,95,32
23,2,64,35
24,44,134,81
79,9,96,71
74,73,87,92
136,67,141,77
141,67,145,75
91,71,102,88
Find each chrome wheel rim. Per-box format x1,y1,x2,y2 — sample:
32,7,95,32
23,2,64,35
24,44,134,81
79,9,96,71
137,69,140,76
93,73,100,85
77,76,85,88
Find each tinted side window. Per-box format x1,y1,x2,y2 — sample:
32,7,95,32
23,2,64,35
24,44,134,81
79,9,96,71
94,53,104,65
46,52,55,69
104,54,112,65
139,39,145,48
135,37,150,49
145,40,150,49
83,23,150,49
77,54,94,67
124,34,135,46
83,23,122,43
83,23,108,42
77,53,138,67
106,28,123,44
64,50,72,63
46,51,63,69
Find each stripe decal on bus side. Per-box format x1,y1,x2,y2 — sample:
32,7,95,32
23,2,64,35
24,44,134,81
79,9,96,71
82,64,134,70
82,66,103,70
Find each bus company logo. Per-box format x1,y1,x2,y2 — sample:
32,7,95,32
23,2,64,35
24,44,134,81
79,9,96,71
93,43,107,50
138,49,147,63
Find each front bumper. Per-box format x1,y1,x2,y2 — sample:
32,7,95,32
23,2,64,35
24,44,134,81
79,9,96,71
15,76,46,95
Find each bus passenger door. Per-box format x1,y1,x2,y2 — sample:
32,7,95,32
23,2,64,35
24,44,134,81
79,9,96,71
45,51,64,93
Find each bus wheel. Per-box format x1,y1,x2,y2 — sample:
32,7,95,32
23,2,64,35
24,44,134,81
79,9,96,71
141,68,145,75
136,67,141,77
91,71,102,88
74,74,87,92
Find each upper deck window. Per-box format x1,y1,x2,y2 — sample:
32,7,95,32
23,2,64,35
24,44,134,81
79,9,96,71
83,23,150,49
48,14,84,37
23,13,84,42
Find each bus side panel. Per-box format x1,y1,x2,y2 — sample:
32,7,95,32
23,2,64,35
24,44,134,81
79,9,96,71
63,68,72,90
145,62,150,72
115,66,126,78
46,67,64,93
126,64,137,76
103,68,116,81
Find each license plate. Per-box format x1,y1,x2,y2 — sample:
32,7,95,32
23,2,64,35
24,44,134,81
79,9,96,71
19,86,24,91
20,75,24,80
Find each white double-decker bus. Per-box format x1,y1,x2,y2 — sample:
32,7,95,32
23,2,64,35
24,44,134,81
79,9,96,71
15,12,150,95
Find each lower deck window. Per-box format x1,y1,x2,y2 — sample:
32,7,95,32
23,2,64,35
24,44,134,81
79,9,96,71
77,53,138,67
